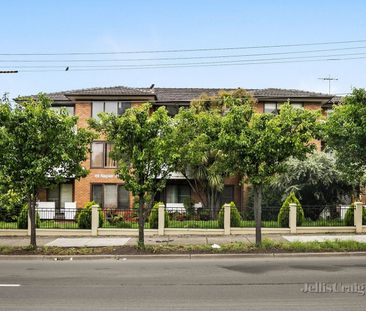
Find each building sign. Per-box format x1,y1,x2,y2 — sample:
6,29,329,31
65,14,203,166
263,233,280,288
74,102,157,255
94,174,118,179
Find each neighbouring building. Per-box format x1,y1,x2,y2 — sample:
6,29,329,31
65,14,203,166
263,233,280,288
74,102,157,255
17,86,336,213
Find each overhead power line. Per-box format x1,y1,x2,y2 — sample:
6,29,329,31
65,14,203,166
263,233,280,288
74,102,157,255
12,55,366,73
4,51,366,69
1,45,366,63
1,39,366,56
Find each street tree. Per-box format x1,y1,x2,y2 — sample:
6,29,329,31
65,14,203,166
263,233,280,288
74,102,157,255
90,104,175,248
173,89,255,215
220,103,319,245
324,88,366,197
0,95,95,247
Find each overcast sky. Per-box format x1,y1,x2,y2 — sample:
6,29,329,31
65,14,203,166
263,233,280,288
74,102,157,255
1,0,365,99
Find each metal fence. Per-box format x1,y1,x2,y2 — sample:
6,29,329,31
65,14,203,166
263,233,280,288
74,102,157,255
239,206,280,228
166,207,219,229
101,209,145,228
37,208,80,229
299,205,350,227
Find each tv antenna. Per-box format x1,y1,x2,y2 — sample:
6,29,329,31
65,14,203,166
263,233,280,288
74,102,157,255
318,75,338,94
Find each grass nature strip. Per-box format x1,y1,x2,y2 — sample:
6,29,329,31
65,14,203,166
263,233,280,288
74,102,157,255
1,239,366,255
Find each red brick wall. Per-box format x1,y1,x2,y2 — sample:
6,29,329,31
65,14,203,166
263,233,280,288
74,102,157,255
74,100,137,209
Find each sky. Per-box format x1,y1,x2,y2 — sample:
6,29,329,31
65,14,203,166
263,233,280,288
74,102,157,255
1,0,366,99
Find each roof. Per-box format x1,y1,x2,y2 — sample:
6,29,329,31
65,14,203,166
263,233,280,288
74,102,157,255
16,85,334,103
65,85,154,97
16,86,155,102
153,87,331,102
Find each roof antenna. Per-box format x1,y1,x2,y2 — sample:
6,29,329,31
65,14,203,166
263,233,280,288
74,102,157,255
149,84,155,89
318,75,338,94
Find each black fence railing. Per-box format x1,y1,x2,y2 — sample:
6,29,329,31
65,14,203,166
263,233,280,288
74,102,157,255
101,209,146,229
36,208,80,229
239,206,280,228
299,205,350,227
167,207,219,229
0,204,356,230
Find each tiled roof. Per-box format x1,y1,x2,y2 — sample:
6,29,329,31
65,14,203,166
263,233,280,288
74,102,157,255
17,86,155,102
153,87,331,102
17,86,333,102
65,85,154,97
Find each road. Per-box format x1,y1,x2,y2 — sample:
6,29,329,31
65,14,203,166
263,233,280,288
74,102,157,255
0,256,366,310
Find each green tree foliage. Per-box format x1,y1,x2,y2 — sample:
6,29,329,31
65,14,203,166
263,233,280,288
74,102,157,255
217,202,241,228
0,95,95,247
220,103,318,245
324,88,366,196
173,109,225,216
0,189,24,222
271,152,353,206
173,89,255,216
90,104,175,248
277,192,304,227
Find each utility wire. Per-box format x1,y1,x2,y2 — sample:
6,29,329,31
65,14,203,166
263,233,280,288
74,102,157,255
14,55,366,72
4,51,366,69
2,45,366,63
1,39,366,56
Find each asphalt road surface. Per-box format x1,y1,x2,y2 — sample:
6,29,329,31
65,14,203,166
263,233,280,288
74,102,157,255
1,256,366,310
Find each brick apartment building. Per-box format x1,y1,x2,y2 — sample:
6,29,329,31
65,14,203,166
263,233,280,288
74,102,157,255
20,86,335,212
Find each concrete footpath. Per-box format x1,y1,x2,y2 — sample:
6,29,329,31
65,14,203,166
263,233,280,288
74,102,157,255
1,234,366,248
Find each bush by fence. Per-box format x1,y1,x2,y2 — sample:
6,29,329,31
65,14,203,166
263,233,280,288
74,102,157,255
278,192,304,227
218,202,241,228
17,205,40,229
77,201,104,229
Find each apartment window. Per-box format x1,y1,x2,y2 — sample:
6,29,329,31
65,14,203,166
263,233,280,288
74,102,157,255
91,142,116,168
50,105,75,115
264,103,277,114
92,184,130,210
47,183,73,210
92,101,131,119
166,184,191,203
263,102,303,114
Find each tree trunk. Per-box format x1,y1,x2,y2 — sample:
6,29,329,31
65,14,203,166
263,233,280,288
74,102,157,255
29,194,37,248
137,194,145,249
253,184,262,246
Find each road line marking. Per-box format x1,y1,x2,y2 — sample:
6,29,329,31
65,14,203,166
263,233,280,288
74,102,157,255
0,284,21,287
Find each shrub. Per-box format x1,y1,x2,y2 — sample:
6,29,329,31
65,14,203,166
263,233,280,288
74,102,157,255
17,205,40,229
344,204,366,226
183,197,195,219
148,202,169,229
77,201,104,229
111,214,132,228
278,192,304,227
218,202,241,228
197,208,210,221
0,190,25,222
